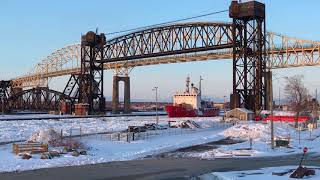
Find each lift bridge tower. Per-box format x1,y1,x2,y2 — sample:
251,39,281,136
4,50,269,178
229,0,268,113
78,31,106,114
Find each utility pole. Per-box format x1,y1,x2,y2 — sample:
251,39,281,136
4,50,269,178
153,87,159,125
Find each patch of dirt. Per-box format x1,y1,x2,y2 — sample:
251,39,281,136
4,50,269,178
147,137,246,159
206,137,246,145
176,145,219,153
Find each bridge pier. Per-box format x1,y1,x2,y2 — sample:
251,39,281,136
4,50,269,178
112,76,130,114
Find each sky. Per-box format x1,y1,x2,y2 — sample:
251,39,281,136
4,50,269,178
0,0,320,102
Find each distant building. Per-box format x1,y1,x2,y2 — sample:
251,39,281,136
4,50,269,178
213,103,224,109
225,108,254,121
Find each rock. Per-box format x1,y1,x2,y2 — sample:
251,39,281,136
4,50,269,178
21,153,32,160
40,153,51,159
64,146,73,152
49,150,60,158
306,169,316,176
289,166,315,178
79,150,87,155
71,151,79,157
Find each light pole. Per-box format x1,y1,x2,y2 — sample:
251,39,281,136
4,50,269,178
153,87,159,125
278,86,281,110
270,75,289,149
223,95,227,120
269,71,275,149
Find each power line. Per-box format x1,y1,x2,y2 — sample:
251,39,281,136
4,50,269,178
105,9,228,36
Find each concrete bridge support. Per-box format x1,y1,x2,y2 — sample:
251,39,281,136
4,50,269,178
112,76,130,114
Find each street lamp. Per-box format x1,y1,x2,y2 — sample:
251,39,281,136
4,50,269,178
153,87,159,125
270,74,289,149
269,70,275,149
223,95,227,120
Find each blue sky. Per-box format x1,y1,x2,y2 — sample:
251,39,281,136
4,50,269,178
0,0,320,102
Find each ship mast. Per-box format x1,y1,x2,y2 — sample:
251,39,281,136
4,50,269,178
199,76,203,97
186,76,190,93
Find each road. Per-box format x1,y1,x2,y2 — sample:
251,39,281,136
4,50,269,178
1,153,320,180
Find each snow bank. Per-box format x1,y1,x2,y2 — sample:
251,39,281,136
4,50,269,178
28,128,60,143
200,166,320,180
0,127,227,173
0,116,222,143
222,122,292,141
260,110,296,116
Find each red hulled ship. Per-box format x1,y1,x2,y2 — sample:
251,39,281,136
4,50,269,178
165,76,220,117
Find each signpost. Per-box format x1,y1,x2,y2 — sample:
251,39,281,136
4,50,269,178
308,123,313,140
298,125,302,145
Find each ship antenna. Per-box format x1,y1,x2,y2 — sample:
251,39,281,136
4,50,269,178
186,75,190,93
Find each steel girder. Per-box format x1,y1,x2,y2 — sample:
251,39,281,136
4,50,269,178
78,32,106,114
102,22,233,63
62,73,80,103
8,87,73,111
268,32,320,69
0,81,12,112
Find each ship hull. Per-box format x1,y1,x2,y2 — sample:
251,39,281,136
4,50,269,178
165,105,219,118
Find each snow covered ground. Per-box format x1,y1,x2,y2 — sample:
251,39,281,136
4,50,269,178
200,166,320,180
0,124,226,173
0,115,220,143
1,112,320,174
181,121,320,159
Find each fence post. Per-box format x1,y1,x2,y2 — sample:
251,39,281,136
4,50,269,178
60,129,63,143
127,133,129,143
70,128,72,137
80,126,82,139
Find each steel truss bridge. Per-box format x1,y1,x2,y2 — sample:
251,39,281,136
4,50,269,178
11,29,320,89
2,1,320,114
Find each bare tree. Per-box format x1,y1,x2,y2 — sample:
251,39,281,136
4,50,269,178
284,75,309,128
